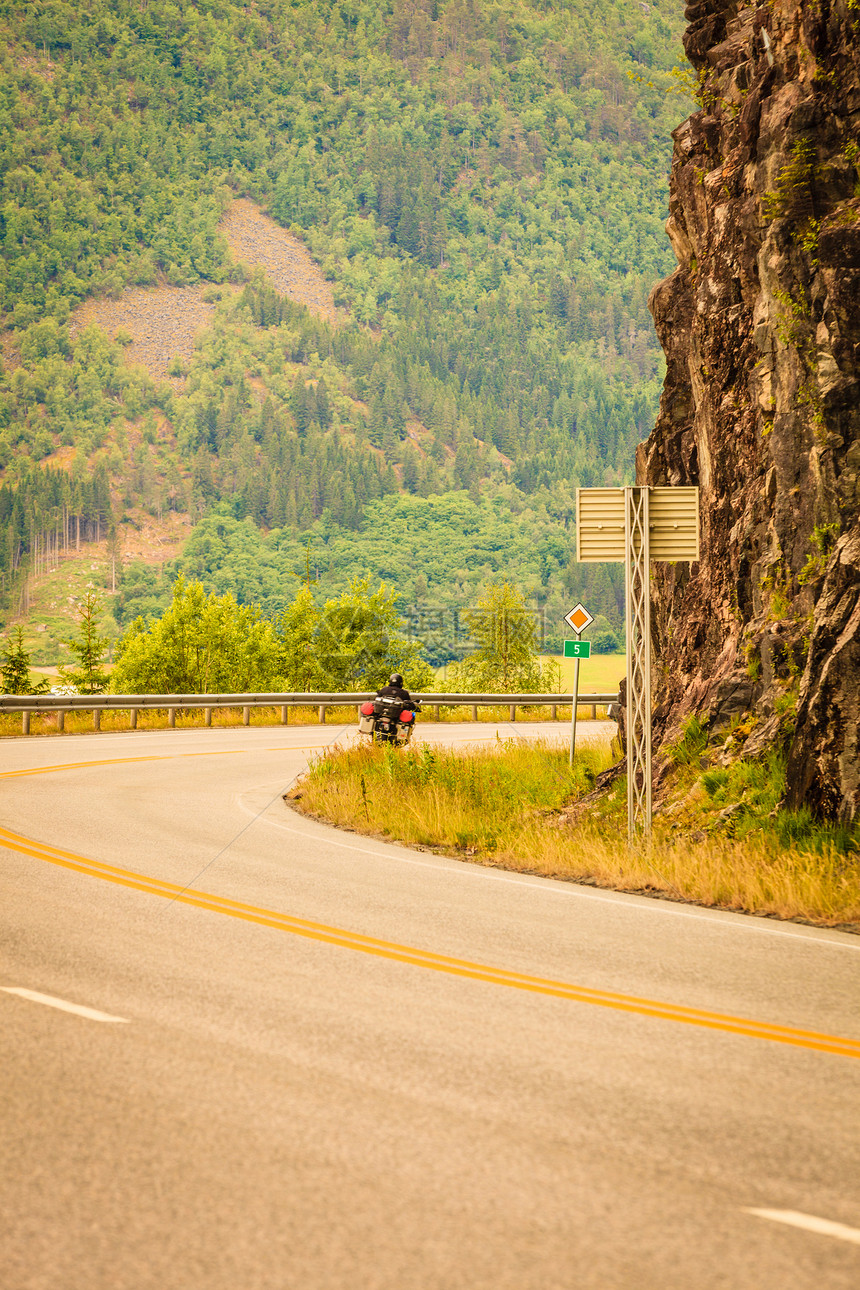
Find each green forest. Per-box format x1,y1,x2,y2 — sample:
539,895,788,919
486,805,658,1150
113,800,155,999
0,0,689,656
115,493,625,660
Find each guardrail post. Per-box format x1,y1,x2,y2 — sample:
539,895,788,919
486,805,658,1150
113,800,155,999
551,704,557,720
129,708,137,730
433,704,440,721
282,705,289,724
242,705,250,726
168,707,176,728
471,704,477,721
205,707,212,727
509,704,516,722
318,704,326,724
57,710,64,732
93,709,100,731
22,711,30,735
591,703,597,719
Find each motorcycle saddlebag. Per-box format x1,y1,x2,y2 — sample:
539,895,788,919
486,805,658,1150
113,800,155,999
359,700,376,733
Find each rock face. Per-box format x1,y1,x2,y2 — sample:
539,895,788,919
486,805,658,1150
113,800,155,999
641,0,860,823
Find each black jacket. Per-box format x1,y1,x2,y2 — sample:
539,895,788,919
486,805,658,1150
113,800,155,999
375,683,417,707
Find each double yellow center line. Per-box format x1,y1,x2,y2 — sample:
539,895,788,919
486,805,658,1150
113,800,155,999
2,754,859,1059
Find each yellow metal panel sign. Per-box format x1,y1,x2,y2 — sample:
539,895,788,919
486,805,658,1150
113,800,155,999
576,486,699,563
575,488,625,562
648,486,700,561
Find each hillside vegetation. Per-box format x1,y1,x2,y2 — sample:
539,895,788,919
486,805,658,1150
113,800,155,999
0,0,688,649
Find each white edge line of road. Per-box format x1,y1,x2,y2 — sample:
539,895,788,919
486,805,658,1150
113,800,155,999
1,987,129,1024
7,732,854,955
234,785,860,953
744,1208,860,1245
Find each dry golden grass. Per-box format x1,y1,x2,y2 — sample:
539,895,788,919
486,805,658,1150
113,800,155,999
295,740,860,929
506,823,860,928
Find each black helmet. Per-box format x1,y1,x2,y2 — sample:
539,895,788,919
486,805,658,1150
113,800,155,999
389,673,403,686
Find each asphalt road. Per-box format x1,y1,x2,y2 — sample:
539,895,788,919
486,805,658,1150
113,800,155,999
1,722,858,1290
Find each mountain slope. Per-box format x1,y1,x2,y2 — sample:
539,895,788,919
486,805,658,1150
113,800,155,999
0,0,688,640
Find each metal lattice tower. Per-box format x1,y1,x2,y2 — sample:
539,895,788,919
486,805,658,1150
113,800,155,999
576,483,699,847
625,488,651,841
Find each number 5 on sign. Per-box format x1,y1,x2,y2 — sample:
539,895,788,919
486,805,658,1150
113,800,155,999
563,639,591,659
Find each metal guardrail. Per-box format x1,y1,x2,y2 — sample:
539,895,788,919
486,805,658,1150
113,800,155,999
0,691,621,734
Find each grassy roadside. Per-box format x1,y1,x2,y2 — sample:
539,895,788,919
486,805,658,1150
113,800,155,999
291,739,860,929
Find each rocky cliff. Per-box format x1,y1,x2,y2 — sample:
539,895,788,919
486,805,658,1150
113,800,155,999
642,0,860,824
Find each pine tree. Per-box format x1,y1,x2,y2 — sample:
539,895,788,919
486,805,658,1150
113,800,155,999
401,445,419,493
1,626,50,695
314,378,331,428
290,375,311,437
61,591,111,694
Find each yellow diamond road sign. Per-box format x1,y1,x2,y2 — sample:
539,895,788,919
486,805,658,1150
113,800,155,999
564,603,594,634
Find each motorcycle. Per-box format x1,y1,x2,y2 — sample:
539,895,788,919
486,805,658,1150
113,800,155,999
358,695,421,746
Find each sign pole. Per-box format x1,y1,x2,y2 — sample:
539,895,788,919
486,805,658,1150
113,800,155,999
563,604,592,769
625,486,652,843
569,631,581,768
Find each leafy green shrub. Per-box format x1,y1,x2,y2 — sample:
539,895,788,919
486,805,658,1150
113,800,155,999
762,139,818,222
592,628,622,653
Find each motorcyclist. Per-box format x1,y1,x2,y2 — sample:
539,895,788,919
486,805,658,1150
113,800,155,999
375,673,415,707
371,673,421,744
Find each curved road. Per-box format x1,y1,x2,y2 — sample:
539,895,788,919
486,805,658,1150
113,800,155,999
2,723,859,1290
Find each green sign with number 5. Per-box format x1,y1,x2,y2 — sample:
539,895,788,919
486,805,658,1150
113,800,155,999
563,639,591,659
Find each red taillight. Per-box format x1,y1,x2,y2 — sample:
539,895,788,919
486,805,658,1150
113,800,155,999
400,710,413,722
360,702,375,716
